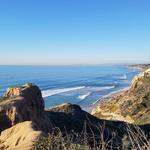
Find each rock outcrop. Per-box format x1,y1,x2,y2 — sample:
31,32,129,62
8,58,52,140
0,121,42,150
0,84,51,133
0,84,52,149
92,68,150,125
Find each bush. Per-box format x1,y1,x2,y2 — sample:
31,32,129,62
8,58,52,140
33,125,150,150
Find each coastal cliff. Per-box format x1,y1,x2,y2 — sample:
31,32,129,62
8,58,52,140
0,84,51,132
0,72,150,149
128,64,150,71
0,84,126,149
0,84,51,149
92,68,150,125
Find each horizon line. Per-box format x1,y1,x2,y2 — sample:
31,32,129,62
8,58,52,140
0,62,145,66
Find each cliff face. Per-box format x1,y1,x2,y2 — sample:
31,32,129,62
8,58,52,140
92,68,150,125
0,84,51,149
0,84,50,133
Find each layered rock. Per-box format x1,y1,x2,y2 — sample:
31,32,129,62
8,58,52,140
0,84,51,149
92,68,150,125
0,83,50,133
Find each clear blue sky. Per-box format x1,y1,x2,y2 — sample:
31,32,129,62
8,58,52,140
0,0,150,65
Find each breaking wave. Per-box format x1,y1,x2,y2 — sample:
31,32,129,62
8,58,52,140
42,86,85,98
78,92,91,100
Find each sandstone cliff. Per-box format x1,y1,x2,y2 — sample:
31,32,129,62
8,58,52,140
92,68,150,125
0,84,51,149
0,81,150,149
0,84,51,133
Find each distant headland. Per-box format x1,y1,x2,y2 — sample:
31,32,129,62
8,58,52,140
128,64,150,71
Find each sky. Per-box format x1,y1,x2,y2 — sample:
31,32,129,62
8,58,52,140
0,0,150,65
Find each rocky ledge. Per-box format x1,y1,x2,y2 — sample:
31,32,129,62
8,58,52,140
92,68,150,125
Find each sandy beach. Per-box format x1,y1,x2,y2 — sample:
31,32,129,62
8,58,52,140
84,65,145,113
82,87,129,113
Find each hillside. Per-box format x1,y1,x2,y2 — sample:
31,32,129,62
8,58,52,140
92,68,150,125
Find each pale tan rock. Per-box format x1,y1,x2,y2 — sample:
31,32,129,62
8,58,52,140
0,84,50,133
5,87,21,97
0,121,42,150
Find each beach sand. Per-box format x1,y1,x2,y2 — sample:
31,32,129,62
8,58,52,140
82,87,128,113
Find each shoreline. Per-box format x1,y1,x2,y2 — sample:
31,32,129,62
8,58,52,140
83,65,145,113
82,87,129,113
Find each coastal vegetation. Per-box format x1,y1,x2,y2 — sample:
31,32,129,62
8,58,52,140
34,125,150,150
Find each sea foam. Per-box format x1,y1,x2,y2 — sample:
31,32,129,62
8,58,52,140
42,86,85,98
89,85,115,91
78,92,91,100
78,85,115,100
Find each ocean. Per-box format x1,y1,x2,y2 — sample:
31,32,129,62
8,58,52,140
0,65,140,110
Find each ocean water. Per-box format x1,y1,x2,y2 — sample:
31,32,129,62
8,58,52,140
0,65,140,109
